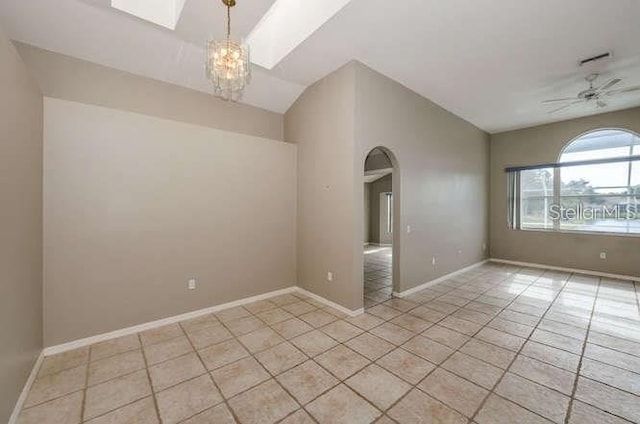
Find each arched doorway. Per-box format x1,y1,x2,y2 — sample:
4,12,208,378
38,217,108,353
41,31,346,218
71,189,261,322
363,147,399,308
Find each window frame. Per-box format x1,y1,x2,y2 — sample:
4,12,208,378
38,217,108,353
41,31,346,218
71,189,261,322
519,167,555,231
385,192,393,234
515,128,640,237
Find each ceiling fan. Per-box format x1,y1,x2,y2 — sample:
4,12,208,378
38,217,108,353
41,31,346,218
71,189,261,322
543,73,640,114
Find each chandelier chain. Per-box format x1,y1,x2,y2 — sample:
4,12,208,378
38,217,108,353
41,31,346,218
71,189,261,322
226,3,231,39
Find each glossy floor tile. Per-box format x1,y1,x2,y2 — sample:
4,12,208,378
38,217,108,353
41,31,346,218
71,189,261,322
17,263,640,423
364,245,393,308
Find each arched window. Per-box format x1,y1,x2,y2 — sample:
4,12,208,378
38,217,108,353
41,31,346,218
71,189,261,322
560,129,639,162
557,130,639,234
511,129,640,235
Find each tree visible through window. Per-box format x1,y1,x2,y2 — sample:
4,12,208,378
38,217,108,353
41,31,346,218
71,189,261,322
520,168,554,229
517,129,640,235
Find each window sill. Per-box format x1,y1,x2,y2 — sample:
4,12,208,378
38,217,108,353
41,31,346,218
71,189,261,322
516,227,640,238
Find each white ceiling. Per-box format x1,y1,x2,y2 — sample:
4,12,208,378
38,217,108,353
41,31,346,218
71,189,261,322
2,0,640,132
0,0,305,113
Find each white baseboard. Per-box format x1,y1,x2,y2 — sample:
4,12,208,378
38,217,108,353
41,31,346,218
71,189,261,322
393,260,490,298
43,285,364,357
8,351,44,424
43,286,298,356
490,258,639,282
294,287,364,317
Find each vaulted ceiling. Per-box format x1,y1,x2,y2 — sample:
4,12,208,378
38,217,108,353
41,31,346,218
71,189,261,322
2,0,640,133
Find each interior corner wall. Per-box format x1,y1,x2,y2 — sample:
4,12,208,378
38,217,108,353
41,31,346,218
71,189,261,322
354,63,490,294
490,107,640,276
43,98,296,346
0,31,43,421
284,63,362,311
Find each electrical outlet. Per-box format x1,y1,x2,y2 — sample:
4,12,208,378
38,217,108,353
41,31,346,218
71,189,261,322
407,225,411,233
432,257,436,266
600,252,607,260
482,243,487,251
188,279,196,290
457,249,462,255
327,271,333,282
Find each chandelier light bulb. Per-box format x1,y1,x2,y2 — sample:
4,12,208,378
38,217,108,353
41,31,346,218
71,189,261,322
205,0,251,101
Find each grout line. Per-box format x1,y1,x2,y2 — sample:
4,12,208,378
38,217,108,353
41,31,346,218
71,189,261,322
85,345,140,366
568,376,638,423
564,273,600,424
42,286,301,357
81,284,621,399
563,278,640,424
200,294,340,422
466,269,572,423
20,263,639,424
312,264,592,422
363,264,521,418
181,318,245,424
208,294,386,420
340,266,635,423
419,270,553,411
18,271,463,418
227,296,376,422
80,395,156,423
79,344,91,422
73,346,160,423
423,270,560,421
138,332,163,424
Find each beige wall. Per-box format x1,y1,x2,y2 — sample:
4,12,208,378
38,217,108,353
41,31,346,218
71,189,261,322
368,174,393,245
354,63,490,294
0,32,43,421
44,98,296,346
490,107,640,277
15,43,284,141
286,61,489,310
285,63,362,310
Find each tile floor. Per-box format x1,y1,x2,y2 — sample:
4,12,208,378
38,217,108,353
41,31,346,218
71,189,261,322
364,245,393,308
17,262,640,423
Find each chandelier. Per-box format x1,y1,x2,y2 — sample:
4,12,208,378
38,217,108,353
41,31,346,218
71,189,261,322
206,0,251,100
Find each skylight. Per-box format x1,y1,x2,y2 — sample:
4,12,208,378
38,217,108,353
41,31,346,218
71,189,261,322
247,0,353,70
111,0,186,30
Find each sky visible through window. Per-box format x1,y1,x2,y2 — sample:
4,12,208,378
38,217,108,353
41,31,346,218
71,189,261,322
560,131,639,189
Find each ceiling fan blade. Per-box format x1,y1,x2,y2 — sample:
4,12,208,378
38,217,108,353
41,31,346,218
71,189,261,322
598,78,622,91
542,97,579,104
606,85,640,95
549,100,583,114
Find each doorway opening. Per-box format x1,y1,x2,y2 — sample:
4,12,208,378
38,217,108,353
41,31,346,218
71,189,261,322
363,147,395,309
